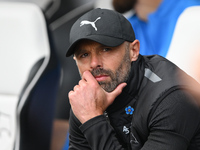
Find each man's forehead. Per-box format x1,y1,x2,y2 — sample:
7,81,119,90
74,39,128,56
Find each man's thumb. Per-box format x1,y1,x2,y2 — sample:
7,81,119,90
107,83,127,104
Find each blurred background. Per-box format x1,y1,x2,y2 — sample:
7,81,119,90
0,0,199,150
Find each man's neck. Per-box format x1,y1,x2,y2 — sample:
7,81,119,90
134,0,162,21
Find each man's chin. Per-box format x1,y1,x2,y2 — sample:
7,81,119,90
99,82,117,93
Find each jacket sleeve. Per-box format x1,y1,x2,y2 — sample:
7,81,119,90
68,109,127,150
68,109,91,150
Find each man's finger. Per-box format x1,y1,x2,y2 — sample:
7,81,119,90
82,70,97,84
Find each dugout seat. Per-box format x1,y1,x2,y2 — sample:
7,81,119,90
0,2,60,150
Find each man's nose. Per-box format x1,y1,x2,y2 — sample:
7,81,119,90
90,54,102,68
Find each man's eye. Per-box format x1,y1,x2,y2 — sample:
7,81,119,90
80,53,88,58
103,48,111,52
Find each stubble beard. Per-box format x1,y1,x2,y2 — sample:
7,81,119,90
91,49,132,92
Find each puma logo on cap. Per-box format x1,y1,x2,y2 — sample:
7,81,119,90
80,17,101,31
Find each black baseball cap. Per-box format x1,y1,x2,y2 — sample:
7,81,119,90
66,8,135,57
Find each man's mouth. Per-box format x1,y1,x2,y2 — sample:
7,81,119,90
94,74,109,82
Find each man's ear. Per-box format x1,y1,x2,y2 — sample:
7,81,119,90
129,40,140,61
73,55,76,60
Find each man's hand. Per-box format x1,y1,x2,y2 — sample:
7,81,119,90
68,70,127,124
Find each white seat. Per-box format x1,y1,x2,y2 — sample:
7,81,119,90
0,2,60,150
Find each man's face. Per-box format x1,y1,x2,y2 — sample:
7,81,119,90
74,40,132,92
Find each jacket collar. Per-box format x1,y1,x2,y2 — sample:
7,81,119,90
107,55,144,113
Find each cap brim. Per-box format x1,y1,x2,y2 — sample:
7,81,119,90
66,35,125,57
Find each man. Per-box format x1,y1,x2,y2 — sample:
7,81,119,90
112,0,200,83
66,8,200,149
